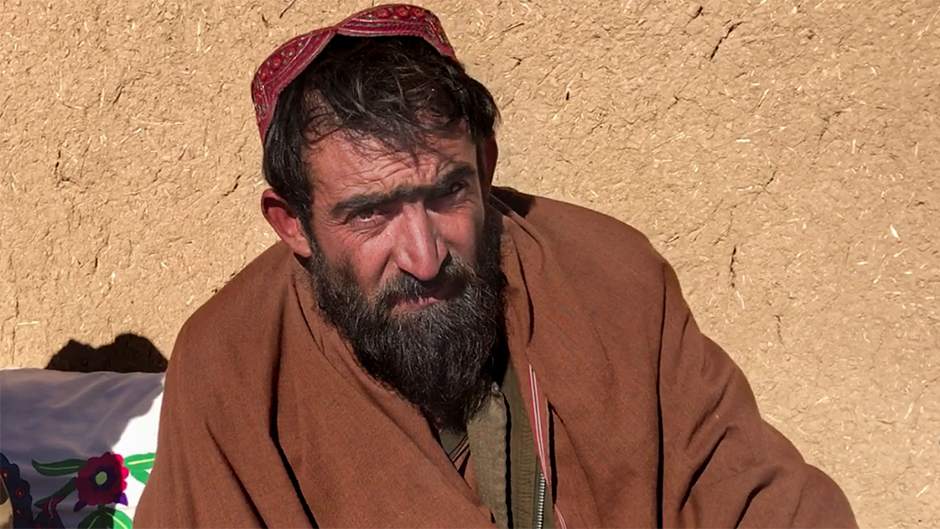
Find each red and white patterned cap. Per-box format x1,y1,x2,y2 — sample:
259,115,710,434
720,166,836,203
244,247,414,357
250,4,457,143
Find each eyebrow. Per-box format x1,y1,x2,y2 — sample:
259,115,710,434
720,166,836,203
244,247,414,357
330,163,478,219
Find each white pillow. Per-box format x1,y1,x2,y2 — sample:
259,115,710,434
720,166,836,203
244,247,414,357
0,368,164,528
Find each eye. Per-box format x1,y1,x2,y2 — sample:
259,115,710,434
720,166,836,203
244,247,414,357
347,207,384,227
446,181,467,196
353,208,377,221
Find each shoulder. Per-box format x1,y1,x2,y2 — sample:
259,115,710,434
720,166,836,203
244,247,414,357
180,241,297,343
164,242,298,403
493,186,669,299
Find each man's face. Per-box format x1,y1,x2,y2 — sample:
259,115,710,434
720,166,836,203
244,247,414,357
302,129,505,429
307,130,486,306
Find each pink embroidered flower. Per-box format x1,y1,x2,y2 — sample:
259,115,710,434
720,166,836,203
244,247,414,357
73,452,128,511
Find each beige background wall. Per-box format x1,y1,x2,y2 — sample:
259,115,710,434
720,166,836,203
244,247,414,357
2,1,938,526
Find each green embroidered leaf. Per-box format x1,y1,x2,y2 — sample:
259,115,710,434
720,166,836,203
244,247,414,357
124,453,155,470
33,478,77,508
129,467,151,485
32,459,86,476
111,509,134,529
78,508,112,529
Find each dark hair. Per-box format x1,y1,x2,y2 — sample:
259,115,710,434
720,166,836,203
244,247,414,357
261,36,500,226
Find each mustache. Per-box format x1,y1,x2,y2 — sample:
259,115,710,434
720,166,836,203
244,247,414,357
375,254,474,309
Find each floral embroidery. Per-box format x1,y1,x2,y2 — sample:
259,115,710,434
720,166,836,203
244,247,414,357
74,452,129,511
250,4,456,142
0,450,154,528
0,453,52,528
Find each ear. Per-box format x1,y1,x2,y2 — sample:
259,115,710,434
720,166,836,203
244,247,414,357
261,188,312,258
478,137,499,194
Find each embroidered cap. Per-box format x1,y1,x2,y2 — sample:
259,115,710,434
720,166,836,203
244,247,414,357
250,4,457,144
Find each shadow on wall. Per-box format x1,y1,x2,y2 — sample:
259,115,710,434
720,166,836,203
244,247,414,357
45,333,168,373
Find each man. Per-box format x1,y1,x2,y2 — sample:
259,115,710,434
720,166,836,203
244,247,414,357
135,5,856,527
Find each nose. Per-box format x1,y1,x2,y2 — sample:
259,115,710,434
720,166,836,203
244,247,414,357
393,205,447,282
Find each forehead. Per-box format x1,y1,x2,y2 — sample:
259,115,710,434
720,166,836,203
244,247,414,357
305,132,478,199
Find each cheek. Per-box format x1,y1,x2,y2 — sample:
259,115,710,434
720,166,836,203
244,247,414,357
311,222,388,296
350,242,393,296
436,207,484,262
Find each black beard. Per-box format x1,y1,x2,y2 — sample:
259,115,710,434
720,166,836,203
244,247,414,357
304,205,506,430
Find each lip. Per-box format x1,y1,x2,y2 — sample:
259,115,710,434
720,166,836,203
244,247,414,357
391,281,454,312
396,295,440,310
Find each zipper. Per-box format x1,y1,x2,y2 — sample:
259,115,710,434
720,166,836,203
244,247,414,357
528,365,550,529
533,466,546,529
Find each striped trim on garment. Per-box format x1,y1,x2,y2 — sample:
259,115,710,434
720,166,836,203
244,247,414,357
527,366,568,529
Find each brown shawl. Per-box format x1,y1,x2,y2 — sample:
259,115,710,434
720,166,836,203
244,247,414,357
135,188,856,528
